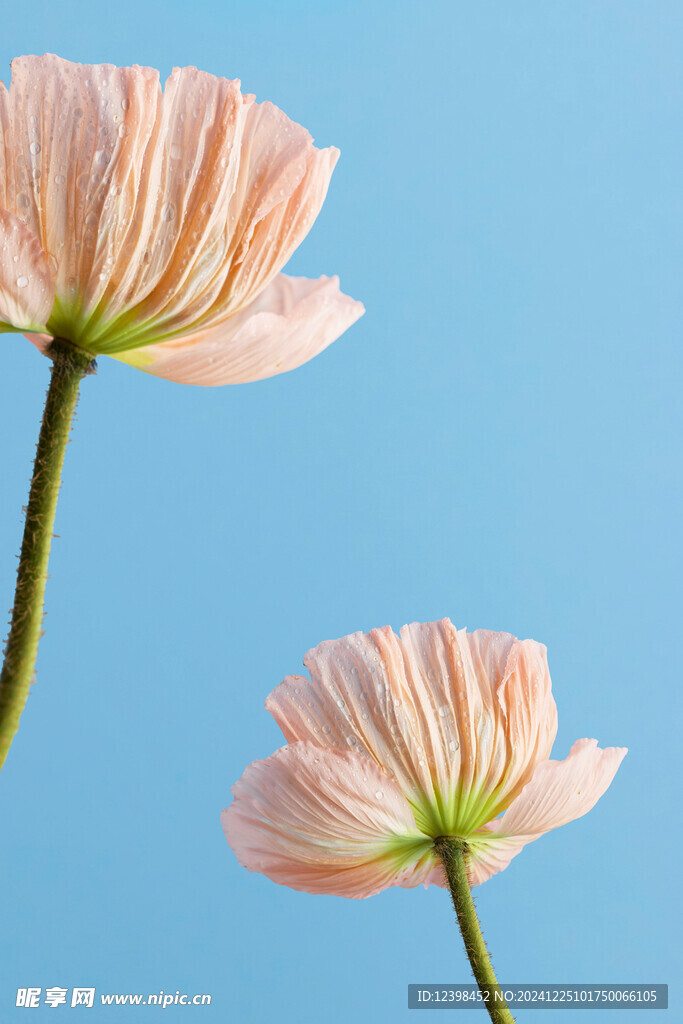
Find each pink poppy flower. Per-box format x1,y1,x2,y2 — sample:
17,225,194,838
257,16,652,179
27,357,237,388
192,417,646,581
0,54,363,384
223,619,626,898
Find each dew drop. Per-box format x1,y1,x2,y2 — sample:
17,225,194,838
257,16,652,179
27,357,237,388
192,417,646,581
16,276,28,288
76,173,89,192
160,201,176,222
118,123,130,139
321,725,331,735
29,141,41,155
170,143,183,160
54,174,66,185
375,790,384,800
94,149,111,166
85,212,98,227
121,98,130,110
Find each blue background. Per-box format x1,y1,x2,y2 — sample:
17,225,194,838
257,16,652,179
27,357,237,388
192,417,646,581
0,1,680,1021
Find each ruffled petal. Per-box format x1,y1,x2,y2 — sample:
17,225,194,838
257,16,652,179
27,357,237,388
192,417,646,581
222,741,437,898
462,740,626,885
266,620,556,838
86,66,245,349
3,56,344,358
3,54,161,340
118,274,363,385
485,738,627,842
266,625,434,826
219,124,338,315
0,208,54,331
122,92,338,346
465,834,526,886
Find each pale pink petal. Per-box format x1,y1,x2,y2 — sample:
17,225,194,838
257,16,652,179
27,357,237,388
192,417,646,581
0,208,54,331
467,629,558,820
88,66,245,348
396,624,557,833
266,625,437,827
71,73,337,353
2,56,350,360
220,135,338,315
0,82,12,211
3,54,161,340
487,738,627,841
123,95,339,344
222,741,438,898
465,834,526,886
120,274,363,385
266,620,556,837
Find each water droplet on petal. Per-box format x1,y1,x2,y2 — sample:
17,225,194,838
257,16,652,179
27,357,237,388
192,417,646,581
54,174,66,185
375,790,384,800
29,141,41,155
170,143,183,160
16,276,28,288
160,201,176,222
118,123,130,139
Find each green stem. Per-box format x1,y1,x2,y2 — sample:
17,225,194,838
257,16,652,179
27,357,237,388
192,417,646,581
435,837,516,1024
0,340,95,771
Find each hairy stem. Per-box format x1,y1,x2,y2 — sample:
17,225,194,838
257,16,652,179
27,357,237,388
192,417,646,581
435,837,516,1024
0,340,95,771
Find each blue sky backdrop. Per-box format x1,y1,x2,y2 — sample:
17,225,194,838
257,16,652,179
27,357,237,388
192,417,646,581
0,1,680,1020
